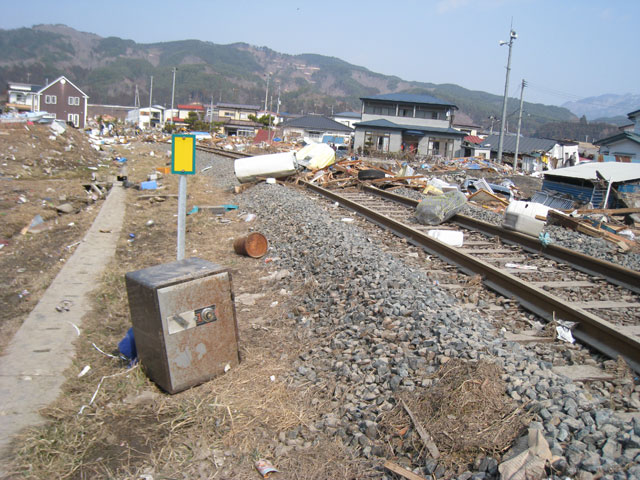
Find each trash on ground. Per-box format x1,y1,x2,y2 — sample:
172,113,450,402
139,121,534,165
255,459,279,478
78,365,91,377
233,232,268,258
140,180,158,190
234,151,297,183
118,327,137,364
427,229,464,247
498,428,556,480
556,325,575,343
504,263,538,270
415,190,467,225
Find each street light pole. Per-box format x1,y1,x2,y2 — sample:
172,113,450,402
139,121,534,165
514,79,527,172
170,67,177,126
497,29,517,163
264,73,270,112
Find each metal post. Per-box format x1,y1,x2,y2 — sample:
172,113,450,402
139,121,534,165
177,175,187,260
170,67,177,126
209,95,214,132
149,75,153,128
497,29,517,163
514,79,526,172
264,73,270,112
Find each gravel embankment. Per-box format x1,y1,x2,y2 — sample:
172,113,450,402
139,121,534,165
202,154,640,479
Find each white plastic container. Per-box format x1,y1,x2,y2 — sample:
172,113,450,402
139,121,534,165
427,229,464,247
234,152,297,183
502,201,548,237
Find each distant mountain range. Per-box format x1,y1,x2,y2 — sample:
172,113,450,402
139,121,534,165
562,93,640,122
0,24,584,135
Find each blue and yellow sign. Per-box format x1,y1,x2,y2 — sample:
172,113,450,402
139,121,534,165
171,135,196,174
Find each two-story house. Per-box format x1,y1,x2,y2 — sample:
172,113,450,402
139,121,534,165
353,93,465,157
35,76,88,128
594,108,640,163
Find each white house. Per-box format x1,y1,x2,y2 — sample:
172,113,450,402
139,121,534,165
481,134,579,173
353,93,465,157
126,105,165,129
332,111,361,129
5,82,42,112
594,108,640,163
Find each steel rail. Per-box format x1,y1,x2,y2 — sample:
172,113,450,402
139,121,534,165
195,145,251,159
362,185,640,295
303,181,640,372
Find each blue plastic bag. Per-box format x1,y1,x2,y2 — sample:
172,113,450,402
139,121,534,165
118,327,137,365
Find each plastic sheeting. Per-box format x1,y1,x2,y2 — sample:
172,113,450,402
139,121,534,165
415,191,467,225
295,143,336,170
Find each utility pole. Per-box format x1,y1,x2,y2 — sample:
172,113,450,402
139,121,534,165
134,85,140,108
264,73,270,112
170,67,177,126
497,28,517,163
514,79,527,172
148,76,153,129
209,95,214,132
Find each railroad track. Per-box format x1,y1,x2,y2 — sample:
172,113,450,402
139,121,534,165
301,181,640,373
196,144,252,159
198,146,640,372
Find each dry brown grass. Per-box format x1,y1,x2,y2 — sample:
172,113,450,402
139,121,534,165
5,142,367,479
380,359,530,475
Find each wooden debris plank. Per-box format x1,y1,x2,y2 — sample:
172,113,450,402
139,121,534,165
370,175,425,183
576,207,640,215
505,331,556,344
552,365,615,382
401,400,440,459
138,193,179,199
529,281,596,288
459,248,516,254
383,460,428,480
467,189,510,206
482,256,528,263
572,300,640,309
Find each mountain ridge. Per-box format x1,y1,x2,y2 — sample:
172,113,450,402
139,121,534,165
1,24,579,134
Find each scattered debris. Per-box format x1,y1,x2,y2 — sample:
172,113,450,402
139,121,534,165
255,459,279,478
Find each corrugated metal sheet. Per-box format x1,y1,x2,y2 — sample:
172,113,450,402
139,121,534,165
531,191,575,210
540,180,612,208
544,162,640,183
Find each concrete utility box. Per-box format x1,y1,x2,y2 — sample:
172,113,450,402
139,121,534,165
125,258,240,394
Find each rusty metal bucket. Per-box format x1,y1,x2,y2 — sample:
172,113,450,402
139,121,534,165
233,232,268,258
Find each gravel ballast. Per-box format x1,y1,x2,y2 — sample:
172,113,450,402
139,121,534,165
202,153,640,479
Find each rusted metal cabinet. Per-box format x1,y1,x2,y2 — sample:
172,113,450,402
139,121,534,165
125,258,240,394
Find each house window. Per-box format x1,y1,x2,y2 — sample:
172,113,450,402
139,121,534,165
363,102,396,116
45,95,57,105
67,113,79,127
364,131,390,152
415,107,431,119
307,130,323,141
398,106,414,117
432,112,439,119
68,96,80,106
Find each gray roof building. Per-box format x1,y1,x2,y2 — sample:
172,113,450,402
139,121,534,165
281,115,353,132
360,93,456,108
481,134,557,155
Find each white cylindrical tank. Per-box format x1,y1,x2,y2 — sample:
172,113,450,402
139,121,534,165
234,152,297,183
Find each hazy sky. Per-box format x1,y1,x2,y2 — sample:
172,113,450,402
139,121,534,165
3,0,638,107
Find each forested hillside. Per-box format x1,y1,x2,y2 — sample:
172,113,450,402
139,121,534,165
0,24,580,134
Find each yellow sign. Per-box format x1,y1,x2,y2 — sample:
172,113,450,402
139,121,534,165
172,135,196,174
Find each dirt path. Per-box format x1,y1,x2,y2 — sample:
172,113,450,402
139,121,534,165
0,183,125,471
